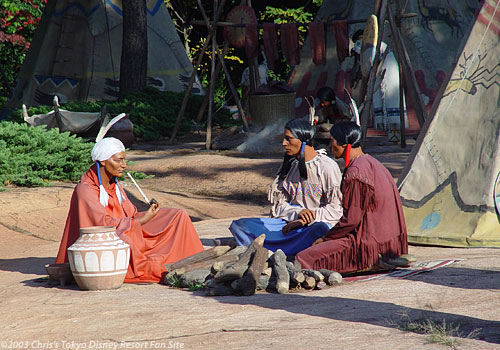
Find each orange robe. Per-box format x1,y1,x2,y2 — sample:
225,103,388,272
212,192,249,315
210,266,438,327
55,165,204,283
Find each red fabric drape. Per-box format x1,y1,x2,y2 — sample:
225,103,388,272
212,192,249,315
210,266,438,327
245,23,259,59
309,21,326,65
262,23,278,69
280,23,300,67
332,20,349,64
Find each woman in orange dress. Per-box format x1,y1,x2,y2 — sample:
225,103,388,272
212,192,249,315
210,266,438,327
55,137,203,283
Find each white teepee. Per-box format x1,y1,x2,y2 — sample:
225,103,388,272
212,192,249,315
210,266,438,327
7,0,202,107
398,0,500,247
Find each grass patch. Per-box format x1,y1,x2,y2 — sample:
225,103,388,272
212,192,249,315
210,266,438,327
389,310,481,349
164,273,182,288
188,283,205,291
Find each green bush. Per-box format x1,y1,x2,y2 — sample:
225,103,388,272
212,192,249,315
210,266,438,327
7,88,236,141
0,121,94,187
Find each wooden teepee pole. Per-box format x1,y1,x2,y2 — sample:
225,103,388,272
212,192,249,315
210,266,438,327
169,0,227,144
195,0,221,125
398,59,407,148
396,0,407,148
198,1,250,132
387,1,427,127
360,0,388,146
216,43,250,131
195,44,228,124
205,0,219,150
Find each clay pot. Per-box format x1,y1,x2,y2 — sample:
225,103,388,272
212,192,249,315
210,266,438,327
67,226,130,291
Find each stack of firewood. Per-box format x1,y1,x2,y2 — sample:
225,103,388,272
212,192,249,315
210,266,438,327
163,234,343,296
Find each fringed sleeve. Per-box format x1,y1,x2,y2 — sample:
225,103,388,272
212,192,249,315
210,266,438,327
324,176,375,240
267,176,302,222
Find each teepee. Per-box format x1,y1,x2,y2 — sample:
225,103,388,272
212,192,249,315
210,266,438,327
289,0,481,118
398,0,500,247
7,0,201,107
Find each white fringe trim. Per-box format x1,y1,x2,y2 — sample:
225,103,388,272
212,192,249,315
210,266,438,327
99,184,109,207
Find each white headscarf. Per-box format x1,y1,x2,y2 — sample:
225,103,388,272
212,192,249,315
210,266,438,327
91,137,125,162
91,138,126,207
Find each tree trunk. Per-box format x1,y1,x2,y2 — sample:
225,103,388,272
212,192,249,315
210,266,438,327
120,0,148,99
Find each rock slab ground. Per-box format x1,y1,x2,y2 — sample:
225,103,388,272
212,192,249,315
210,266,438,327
0,137,499,349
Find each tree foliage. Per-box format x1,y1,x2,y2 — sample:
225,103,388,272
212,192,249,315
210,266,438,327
164,0,322,100
0,0,47,101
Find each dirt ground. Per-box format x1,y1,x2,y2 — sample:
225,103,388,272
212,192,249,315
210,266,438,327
1,133,499,349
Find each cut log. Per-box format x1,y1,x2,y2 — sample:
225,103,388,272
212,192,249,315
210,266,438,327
231,246,269,296
214,234,266,282
205,278,218,289
302,269,325,283
290,271,305,289
225,246,247,256
267,275,277,291
262,267,272,277
238,234,266,262
270,249,289,294
256,274,271,290
211,261,227,273
214,263,248,282
316,281,328,290
208,246,246,273
205,283,236,296
302,276,316,289
175,253,239,275
211,255,240,273
286,261,300,274
286,261,305,288
165,246,231,272
179,269,211,288
319,269,343,286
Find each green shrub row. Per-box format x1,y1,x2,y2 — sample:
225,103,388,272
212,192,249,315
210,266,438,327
0,121,152,187
0,121,94,187
7,88,236,141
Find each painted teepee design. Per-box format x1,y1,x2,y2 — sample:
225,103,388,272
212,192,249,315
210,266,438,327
398,0,500,247
8,0,201,107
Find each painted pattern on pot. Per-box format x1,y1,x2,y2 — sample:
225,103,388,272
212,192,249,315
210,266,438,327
68,226,130,290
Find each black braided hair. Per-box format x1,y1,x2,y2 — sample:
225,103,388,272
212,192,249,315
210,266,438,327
330,121,362,147
352,29,364,43
316,86,336,103
278,118,316,181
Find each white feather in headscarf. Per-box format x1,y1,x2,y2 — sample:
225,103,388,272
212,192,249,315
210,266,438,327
91,138,126,207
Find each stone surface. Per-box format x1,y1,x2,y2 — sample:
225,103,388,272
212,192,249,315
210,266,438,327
1,136,499,348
